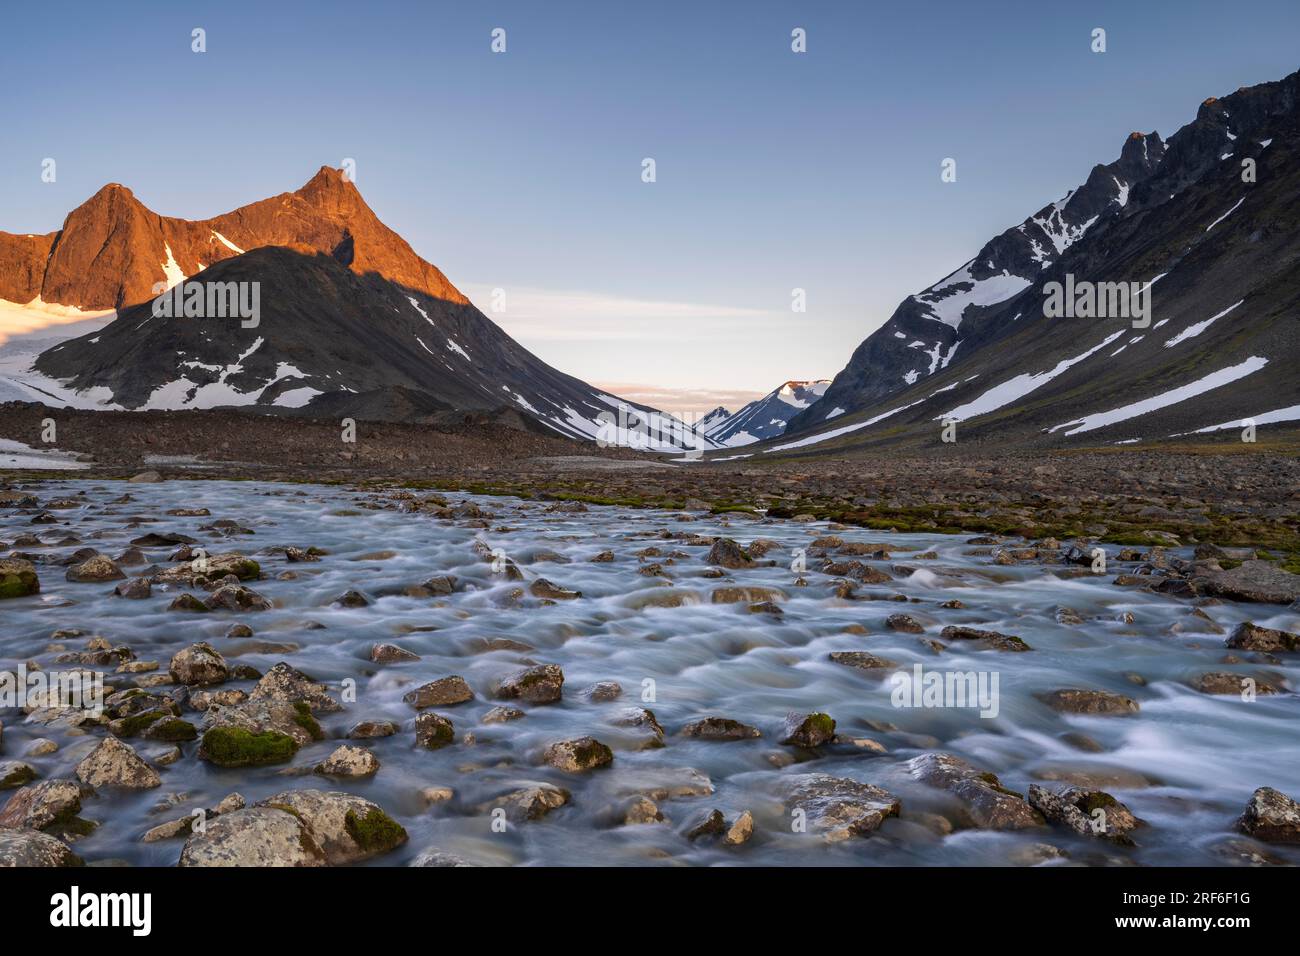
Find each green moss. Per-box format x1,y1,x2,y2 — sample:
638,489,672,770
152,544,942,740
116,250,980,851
0,571,40,599
977,771,1025,799
1076,791,1119,814
111,710,165,738
292,701,324,740
200,727,299,767
1,764,37,788
807,713,836,737
344,807,408,854
52,816,98,837
230,559,261,581
147,718,198,742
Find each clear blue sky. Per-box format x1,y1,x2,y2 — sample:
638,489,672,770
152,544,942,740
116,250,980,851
2,0,1296,412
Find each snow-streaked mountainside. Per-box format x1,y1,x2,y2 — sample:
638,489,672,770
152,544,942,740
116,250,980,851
704,380,830,446
776,69,1300,451
0,168,714,453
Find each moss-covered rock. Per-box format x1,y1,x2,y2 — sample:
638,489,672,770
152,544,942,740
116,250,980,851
344,807,407,854
199,727,299,767
0,558,39,599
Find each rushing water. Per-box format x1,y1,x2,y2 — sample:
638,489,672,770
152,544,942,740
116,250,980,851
2,479,1297,866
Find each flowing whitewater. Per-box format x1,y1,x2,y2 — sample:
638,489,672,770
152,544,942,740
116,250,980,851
2,479,1297,866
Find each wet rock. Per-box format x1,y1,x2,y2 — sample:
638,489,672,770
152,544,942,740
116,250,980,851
1237,786,1300,843
528,578,581,600
589,550,615,563
612,707,665,748
0,828,83,866
1209,838,1286,867
371,643,421,663
680,717,761,741
1226,621,1298,653
705,538,754,569
543,737,614,772
179,807,326,867
168,593,209,612
725,810,755,845
335,589,369,608
205,584,272,612
584,681,623,702
200,700,318,765
225,623,254,638
495,664,564,704
907,753,1043,830
254,790,407,864
25,739,58,757
348,720,399,739
169,642,230,686
414,712,456,749
0,558,39,599
1193,560,1300,604
0,780,89,831
886,613,924,633
64,554,125,583
112,577,151,599
411,849,480,867
828,651,898,673
623,796,664,825
710,586,785,604
481,706,525,725
128,470,162,483
610,767,715,802
491,783,570,822
779,712,836,748
404,676,473,709
419,575,457,595
1192,672,1279,696
1027,784,1142,845
1036,689,1140,716
748,601,783,615
75,738,161,789
939,626,1032,652
781,773,901,841
315,745,380,778
686,808,726,840
250,662,341,712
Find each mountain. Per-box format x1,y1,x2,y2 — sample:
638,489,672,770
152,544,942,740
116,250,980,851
697,406,732,433
704,380,830,446
777,70,1300,452
1,168,712,452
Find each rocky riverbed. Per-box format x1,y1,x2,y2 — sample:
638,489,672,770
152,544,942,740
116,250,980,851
1,477,1299,867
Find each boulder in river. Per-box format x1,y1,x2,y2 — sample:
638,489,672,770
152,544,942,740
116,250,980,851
74,738,161,789
250,662,341,712
1027,784,1142,844
0,828,83,866
1226,621,1298,653
705,538,755,569
1193,560,1300,604
907,753,1043,830
403,676,473,709
0,780,91,832
680,716,761,741
414,712,455,749
780,712,836,748
543,737,614,772
64,554,125,583
315,745,380,778
0,558,39,599
781,773,901,841
528,578,581,600
938,626,1032,652
169,642,230,686
178,807,326,867
495,664,564,704
253,790,407,864
490,783,571,822
1237,786,1300,844
1035,689,1140,716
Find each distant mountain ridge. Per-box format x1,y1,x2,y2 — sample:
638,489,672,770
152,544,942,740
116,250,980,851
704,380,830,446
0,168,713,452
777,69,1300,451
